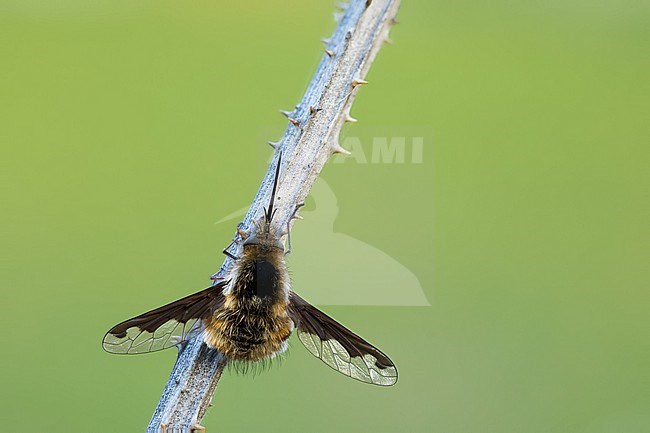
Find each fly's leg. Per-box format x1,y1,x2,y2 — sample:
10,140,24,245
222,240,239,260
284,202,305,256
236,227,249,240
221,222,248,261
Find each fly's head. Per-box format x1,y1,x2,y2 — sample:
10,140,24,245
242,217,284,255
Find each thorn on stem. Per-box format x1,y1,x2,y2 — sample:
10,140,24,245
351,78,369,87
279,109,292,118
267,140,280,149
288,117,300,127
332,143,352,155
325,49,335,57
345,115,358,123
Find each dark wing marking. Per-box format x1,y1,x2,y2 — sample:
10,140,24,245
287,291,398,386
102,281,227,355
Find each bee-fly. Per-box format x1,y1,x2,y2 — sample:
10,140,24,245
103,154,397,386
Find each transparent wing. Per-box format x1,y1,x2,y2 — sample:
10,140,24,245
103,318,203,354
102,282,226,355
288,291,398,386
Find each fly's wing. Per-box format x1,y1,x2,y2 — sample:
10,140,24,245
102,281,227,355
287,291,398,386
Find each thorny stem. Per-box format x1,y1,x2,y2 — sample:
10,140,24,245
147,0,401,431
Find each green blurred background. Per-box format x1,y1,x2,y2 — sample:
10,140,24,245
1,0,648,432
